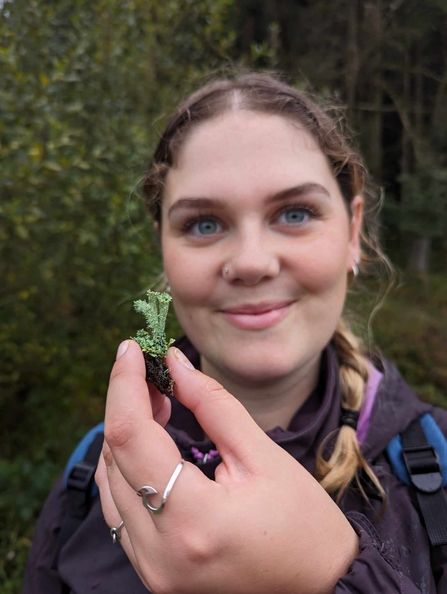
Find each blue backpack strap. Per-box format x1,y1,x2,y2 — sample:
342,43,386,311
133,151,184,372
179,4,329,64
387,413,447,488
63,421,105,497
52,422,104,569
387,413,447,547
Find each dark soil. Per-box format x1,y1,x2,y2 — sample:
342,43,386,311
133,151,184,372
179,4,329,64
143,352,174,398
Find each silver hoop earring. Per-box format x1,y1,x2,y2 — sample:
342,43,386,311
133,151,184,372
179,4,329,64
164,276,171,293
352,263,359,278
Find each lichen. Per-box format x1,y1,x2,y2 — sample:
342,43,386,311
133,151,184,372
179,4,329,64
131,290,175,357
131,290,175,397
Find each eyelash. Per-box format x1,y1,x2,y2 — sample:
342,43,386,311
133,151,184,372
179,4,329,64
181,203,320,235
276,204,318,222
181,215,223,234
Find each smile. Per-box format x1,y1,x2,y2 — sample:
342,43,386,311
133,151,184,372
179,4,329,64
220,301,293,330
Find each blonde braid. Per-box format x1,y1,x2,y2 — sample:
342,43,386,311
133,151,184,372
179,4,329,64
315,319,386,506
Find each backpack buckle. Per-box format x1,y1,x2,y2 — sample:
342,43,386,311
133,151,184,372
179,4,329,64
402,444,443,493
67,461,96,492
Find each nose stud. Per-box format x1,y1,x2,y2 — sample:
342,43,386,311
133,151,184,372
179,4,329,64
223,266,230,276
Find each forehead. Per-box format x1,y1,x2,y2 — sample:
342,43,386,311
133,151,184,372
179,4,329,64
164,111,338,201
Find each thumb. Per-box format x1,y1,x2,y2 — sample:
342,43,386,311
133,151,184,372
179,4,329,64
167,347,268,468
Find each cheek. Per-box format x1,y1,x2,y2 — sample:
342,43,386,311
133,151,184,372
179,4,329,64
162,245,216,313
295,228,350,295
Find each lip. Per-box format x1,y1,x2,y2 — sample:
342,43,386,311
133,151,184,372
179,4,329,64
220,301,293,330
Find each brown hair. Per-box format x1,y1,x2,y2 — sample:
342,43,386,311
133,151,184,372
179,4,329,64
143,72,388,505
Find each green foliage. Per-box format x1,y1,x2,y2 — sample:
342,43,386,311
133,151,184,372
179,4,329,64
371,276,447,407
346,274,447,406
0,0,238,591
0,0,238,458
0,427,82,592
399,168,447,239
132,291,175,357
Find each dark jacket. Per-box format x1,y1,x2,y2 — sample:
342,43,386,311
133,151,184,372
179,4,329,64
23,338,447,593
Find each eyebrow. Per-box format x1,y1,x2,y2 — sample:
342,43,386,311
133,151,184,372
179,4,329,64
270,183,330,202
168,197,227,216
167,182,330,216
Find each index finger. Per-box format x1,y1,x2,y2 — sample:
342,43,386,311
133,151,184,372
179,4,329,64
104,340,183,498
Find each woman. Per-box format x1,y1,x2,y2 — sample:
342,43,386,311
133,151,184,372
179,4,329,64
24,74,447,593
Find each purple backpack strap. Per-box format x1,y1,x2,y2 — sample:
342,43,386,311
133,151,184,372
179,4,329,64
356,363,383,445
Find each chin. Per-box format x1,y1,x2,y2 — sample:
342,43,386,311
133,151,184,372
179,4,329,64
224,351,302,385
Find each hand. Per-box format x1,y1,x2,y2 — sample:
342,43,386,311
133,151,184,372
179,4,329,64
96,340,359,594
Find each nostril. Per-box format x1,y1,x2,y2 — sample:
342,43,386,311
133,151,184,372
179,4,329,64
225,251,280,285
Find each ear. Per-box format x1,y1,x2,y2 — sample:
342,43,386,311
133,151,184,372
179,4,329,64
348,195,363,269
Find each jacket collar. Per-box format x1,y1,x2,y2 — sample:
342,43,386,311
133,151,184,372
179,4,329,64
167,336,432,472
360,354,431,460
167,337,340,476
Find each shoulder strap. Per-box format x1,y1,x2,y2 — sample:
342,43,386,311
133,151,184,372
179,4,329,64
387,414,447,547
52,423,104,569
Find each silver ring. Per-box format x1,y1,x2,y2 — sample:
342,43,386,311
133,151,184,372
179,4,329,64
110,520,124,544
137,460,184,515
352,263,359,277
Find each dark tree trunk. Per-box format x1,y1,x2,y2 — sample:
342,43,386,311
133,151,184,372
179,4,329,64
346,0,359,116
407,237,431,273
406,42,431,274
401,46,412,178
370,0,383,180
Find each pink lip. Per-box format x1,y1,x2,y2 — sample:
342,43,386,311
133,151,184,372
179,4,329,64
220,301,293,330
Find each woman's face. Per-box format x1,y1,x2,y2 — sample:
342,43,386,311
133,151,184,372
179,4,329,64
160,111,363,385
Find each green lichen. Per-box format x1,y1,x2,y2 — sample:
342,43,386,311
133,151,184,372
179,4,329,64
131,290,175,357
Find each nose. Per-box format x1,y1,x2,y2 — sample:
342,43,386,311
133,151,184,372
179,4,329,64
224,225,280,286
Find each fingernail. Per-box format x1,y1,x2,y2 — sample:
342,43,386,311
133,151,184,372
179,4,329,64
116,340,129,360
173,348,195,370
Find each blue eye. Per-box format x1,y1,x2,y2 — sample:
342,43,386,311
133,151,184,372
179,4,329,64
191,218,221,235
277,208,308,225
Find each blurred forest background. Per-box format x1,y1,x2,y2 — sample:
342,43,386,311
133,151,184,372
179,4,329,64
1,0,447,590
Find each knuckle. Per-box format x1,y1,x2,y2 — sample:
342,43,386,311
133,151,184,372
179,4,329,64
109,364,133,383
177,529,216,567
104,414,135,449
94,462,106,486
101,445,114,468
203,378,228,402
